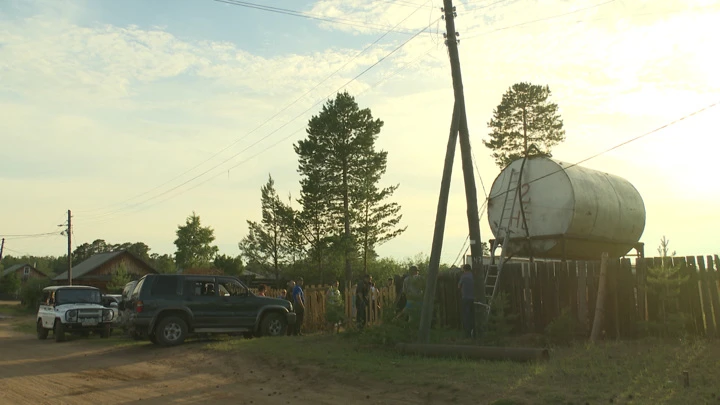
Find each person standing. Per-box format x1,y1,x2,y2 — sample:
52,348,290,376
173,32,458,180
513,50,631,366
292,278,306,336
458,264,475,338
285,281,296,336
355,274,371,329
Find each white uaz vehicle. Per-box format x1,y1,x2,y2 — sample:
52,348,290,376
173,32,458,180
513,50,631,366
36,285,115,342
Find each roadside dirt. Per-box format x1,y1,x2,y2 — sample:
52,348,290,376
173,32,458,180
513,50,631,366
0,318,457,405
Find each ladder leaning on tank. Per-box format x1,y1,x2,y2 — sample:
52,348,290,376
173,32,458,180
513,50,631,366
480,167,521,313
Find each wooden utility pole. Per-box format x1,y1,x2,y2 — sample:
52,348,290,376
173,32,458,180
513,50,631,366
67,210,72,286
0,238,4,261
418,0,485,344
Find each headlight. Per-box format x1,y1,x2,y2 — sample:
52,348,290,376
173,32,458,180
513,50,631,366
65,310,78,322
102,309,114,322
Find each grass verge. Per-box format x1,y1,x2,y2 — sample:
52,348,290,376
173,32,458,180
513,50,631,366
206,332,720,405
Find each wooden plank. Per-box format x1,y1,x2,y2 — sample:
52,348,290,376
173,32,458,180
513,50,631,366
706,255,720,335
635,257,646,322
540,261,554,331
604,258,620,339
532,262,544,333
619,258,636,338
587,261,598,331
697,256,717,337
568,261,579,321
577,260,588,333
686,256,706,336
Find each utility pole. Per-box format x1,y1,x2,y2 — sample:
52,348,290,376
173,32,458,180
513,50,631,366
0,238,4,261
67,210,72,286
418,0,485,344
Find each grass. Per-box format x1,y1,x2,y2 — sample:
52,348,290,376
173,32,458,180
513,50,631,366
206,332,720,405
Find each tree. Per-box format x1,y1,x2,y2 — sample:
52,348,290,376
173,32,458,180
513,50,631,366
0,272,20,296
213,254,244,276
353,151,406,273
642,236,688,338
106,265,132,293
484,82,566,168
295,91,403,282
174,212,219,270
239,175,293,283
149,253,176,274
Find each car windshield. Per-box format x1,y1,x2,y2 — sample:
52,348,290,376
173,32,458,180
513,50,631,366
56,289,101,305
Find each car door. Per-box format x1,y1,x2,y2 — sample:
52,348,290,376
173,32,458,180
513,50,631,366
39,290,54,328
182,277,221,328
217,278,255,328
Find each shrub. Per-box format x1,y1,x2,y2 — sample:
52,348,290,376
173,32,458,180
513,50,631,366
481,292,518,346
545,308,585,345
20,278,51,310
0,273,21,297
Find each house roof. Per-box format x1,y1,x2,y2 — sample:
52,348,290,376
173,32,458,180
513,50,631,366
1,264,24,278
52,251,126,281
1,263,39,278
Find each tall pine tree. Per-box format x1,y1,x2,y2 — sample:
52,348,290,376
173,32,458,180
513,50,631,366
294,91,404,282
484,82,566,168
239,175,292,284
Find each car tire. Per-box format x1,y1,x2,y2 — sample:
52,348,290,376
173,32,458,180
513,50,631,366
37,320,48,340
54,320,66,343
260,313,287,337
155,316,187,347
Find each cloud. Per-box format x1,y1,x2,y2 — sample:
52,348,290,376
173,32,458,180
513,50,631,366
1,0,719,263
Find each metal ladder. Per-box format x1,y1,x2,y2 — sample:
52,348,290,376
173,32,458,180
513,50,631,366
484,168,521,310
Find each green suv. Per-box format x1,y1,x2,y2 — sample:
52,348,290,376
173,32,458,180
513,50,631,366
127,274,295,346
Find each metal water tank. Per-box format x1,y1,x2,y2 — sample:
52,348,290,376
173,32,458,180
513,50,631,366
486,157,646,260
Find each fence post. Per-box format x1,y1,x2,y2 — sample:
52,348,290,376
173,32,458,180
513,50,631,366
590,253,608,343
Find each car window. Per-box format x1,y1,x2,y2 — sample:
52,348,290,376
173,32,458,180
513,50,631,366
131,278,146,300
151,276,178,296
56,289,101,305
218,278,248,297
185,279,216,297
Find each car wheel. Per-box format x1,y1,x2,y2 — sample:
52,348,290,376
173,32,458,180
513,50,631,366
54,320,66,343
37,320,48,340
260,313,287,337
155,316,187,347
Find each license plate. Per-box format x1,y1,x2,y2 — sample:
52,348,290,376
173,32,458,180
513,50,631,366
82,320,98,326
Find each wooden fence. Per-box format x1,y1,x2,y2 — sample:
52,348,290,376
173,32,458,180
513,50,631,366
250,284,397,332
431,254,720,339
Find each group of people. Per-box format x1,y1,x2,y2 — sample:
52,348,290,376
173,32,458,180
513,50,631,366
252,263,477,338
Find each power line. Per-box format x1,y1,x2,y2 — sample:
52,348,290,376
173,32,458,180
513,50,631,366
212,0,421,34
462,0,615,40
78,19,442,225
0,231,60,239
490,101,720,200
78,5,433,219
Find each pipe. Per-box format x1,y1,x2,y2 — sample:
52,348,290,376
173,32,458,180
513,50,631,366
395,343,549,362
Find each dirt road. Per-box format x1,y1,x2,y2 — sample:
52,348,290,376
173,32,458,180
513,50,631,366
0,318,446,405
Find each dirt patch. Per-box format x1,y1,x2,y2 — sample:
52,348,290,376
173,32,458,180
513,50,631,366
0,318,460,404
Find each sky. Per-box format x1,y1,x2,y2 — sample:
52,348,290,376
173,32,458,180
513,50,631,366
1,0,719,265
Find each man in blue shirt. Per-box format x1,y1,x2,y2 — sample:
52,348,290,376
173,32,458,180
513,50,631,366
458,264,475,338
292,277,305,336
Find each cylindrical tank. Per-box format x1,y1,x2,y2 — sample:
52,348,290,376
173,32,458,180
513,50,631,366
486,157,645,260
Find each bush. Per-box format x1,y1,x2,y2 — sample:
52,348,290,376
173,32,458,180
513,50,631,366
481,292,517,346
0,273,21,297
20,278,51,310
545,308,585,345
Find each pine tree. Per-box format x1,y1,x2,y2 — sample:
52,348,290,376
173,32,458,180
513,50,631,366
294,91,404,282
174,212,219,269
239,175,292,284
484,82,566,168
